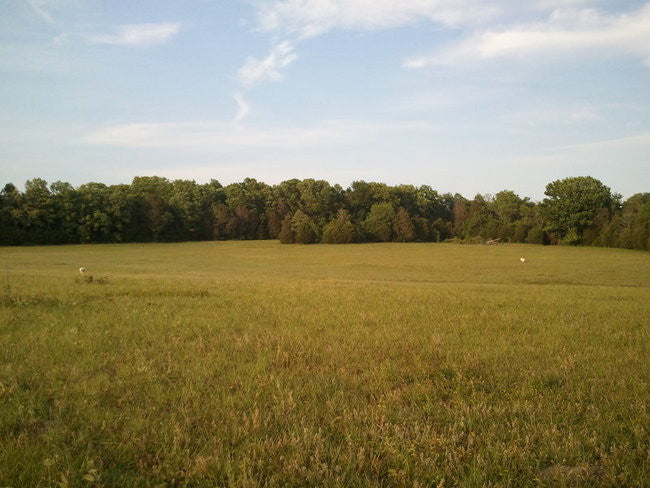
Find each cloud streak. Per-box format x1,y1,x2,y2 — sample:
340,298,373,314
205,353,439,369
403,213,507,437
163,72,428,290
233,93,251,123
239,1,646,89
24,0,55,24
238,40,297,86
255,0,500,39
405,4,650,67
82,120,437,150
88,23,181,47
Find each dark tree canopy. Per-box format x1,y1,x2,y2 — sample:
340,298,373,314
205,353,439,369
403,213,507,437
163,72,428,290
0,176,647,250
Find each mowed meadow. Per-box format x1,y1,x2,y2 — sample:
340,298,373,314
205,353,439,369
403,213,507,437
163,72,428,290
0,242,648,487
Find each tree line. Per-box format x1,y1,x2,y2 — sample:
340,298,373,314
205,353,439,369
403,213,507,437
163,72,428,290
0,176,648,250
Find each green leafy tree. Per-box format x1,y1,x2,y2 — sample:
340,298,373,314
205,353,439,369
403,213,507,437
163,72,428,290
392,207,415,242
363,202,395,242
106,184,139,242
614,193,650,250
21,178,56,244
541,176,614,245
222,178,271,239
431,218,451,242
49,181,79,243
526,226,546,245
169,180,211,240
492,190,527,241
77,183,116,243
345,181,396,223
131,177,175,241
322,209,356,244
278,214,295,243
451,194,469,238
0,183,24,244
291,210,319,244
463,195,498,241
296,179,342,227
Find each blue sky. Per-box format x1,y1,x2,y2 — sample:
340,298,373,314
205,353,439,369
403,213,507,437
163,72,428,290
1,0,649,200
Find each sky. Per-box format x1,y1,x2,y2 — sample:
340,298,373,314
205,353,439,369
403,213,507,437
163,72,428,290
1,0,649,200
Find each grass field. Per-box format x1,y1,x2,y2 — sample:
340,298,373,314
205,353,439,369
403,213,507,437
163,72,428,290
1,241,648,487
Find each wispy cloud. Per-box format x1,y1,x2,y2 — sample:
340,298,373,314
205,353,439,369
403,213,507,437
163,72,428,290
84,121,345,149
238,40,297,86
237,1,614,89
255,0,500,39
549,131,650,152
235,0,495,89
505,105,603,127
82,119,437,149
233,93,251,124
24,0,55,24
405,3,650,68
88,23,181,47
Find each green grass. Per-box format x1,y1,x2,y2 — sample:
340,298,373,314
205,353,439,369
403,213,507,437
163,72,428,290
1,241,648,487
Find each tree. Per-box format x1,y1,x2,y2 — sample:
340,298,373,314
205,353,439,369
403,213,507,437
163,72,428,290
526,227,546,245
0,183,24,244
363,203,395,242
131,177,175,241
169,180,210,241
296,179,342,227
278,214,295,244
451,194,469,238
21,178,55,244
77,183,113,243
392,207,415,242
541,176,614,245
492,190,526,242
431,218,451,242
222,178,270,239
345,181,395,222
291,210,319,244
322,209,356,244
614,193,650,250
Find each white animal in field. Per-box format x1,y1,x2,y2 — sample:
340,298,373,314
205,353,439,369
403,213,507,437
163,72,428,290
520,257,527,263
79,267,86,274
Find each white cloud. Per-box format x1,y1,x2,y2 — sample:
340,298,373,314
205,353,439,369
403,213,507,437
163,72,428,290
233,93,251,123
252,0,614,38
88,23,181,47
238,40,297,86
82,119,437,149
239,1,624,87
84,121,345,149
406,3,650,67
255,0,500,39
238,0,499,88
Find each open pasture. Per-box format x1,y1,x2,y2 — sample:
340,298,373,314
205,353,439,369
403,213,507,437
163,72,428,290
1,242,648,487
